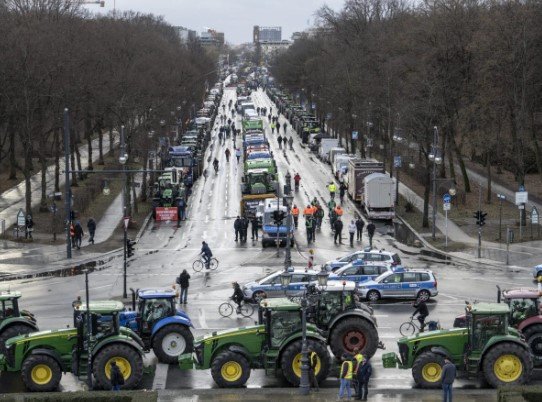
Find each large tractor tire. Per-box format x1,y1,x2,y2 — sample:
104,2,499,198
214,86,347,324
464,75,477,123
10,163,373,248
280,339,330,386
21,354,62,392
0,324,37,356
211,350,251,387
412,351,445,389
152,324,194,364
92,344,143,390
522,324,542,367
329,317,379,359
482,342,533,388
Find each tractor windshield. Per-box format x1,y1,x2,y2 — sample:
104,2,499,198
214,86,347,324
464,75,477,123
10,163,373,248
270,310,300,347
472,314,507,350
509,298,538,325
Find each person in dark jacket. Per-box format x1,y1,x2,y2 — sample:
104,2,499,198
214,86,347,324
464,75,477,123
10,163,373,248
251,216,259,240
355,217,365,242
277,135,283,149
178,269,190,304
201,241,212,268
241,216,249,242
441,358,456,402
231,282,245,311
234,216,242,241
413,298,429,331
355,358,372,400
339,182,347,203
110,361,124,391
74,221,84,249
87,218,96,244
367,222,376,248
334,217,343,244
25,214,34,239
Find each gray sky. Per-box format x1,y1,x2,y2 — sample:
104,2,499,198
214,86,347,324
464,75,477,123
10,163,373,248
87,0,345,44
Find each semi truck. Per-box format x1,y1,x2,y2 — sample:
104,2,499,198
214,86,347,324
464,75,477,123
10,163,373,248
362,173,396,220
346,159,385,202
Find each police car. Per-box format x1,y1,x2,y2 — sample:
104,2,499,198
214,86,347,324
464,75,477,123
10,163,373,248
322,248,402,272
533,264,542,279
356,269,438,302
329,260,403,284
242,269,320,302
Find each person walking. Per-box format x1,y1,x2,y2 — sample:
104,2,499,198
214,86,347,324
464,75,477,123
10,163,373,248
367,222,376,248
441,358,456,402
70,222,76,247
225,148,231,162
305,216,314,244
277,135,283,149
348,220,356,247
109,361,124,391
235,147,242,163
340,182,347,203
355,358,372,401
234,216,242,241
334,217,344,244
288,136,294,150
178,269,190,304
268,113,271,121
270,122,276,133
291,204,299,229
250,216,259,240
241,216,249,242
315,205,324,230
355,217,365,242
177,198,186,221
328,182,337,199
338,353,354,400
74,221,84,249
283,122,287,133
87,217,96,244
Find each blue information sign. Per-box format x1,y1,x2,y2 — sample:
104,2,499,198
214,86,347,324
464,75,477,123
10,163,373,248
443,193,451,203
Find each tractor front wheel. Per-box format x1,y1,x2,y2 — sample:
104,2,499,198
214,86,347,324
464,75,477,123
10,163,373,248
153,324,194,364
483,343,532,388
412,351,444,388
211,351,251,387
0,324,37,356
92,344,143,390
280,339,330,386
21,354,62,392
329,317,379,360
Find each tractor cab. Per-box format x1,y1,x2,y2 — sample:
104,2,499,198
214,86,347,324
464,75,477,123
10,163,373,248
0,291,38,354
0,291,23,321
259,298,304,348
135,289,177,336
467,303,510,351
498,286,541,326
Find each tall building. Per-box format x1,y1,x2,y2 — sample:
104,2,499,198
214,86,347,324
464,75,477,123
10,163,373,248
253,26,281,43
200,28,225,48
173,26,197,43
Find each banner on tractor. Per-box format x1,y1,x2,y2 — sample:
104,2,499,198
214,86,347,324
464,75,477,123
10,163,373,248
155,207,178,221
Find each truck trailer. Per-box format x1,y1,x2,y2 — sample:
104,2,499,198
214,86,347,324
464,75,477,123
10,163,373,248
362,173,396,220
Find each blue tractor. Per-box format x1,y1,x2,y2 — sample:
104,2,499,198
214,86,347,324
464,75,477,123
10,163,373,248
120,288,194,364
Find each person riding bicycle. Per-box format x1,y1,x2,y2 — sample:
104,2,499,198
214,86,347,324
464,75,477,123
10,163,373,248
294,173,301,190
412,298,429,332
231,282,245,313
201,241,213,269
213,158,219,173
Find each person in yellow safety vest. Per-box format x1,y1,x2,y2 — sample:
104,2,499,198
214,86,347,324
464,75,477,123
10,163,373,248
335,205,344,217
328,182,337,199
308,348,319,391
338,353,353,399
352,347,364,399
291,205,300,228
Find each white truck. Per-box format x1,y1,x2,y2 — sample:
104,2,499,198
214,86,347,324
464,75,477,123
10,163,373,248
362,173,396,220
318,138,340,162
329,147,347,167
333,154,355,181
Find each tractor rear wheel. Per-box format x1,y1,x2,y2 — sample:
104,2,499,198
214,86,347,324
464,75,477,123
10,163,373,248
0,324,37,356
21,354,62,392
152,324,194,364
211,351,251,387
329,317,379,359
280,339,330,386
92,344,143,390
522,324,542,367
412,351,444,388
483,342,532,388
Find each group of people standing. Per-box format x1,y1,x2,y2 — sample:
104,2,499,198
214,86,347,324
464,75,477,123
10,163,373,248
338,349,373,400
233,215,258,242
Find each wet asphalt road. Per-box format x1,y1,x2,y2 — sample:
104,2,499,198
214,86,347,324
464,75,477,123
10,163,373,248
0,86,540,393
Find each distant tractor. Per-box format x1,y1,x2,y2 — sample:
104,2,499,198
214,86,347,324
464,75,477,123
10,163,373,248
120,288,194,364
0,300,145,391
384,302,533,389
0,291,38,356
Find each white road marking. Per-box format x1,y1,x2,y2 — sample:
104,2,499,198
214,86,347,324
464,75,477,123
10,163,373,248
198,307,208,329
152,363,169,390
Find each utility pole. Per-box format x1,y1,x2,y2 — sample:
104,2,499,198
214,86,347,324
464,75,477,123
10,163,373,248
431,127,438,241
84,269,93,390
63,109,72,259
478,183,482,259
120,126,128,298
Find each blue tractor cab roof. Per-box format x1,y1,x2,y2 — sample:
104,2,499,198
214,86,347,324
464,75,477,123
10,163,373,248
138,288,177,299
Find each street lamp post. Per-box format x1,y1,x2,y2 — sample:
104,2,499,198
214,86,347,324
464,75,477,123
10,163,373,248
498,194,506,242
63,108,72,259
119,126,128,298
429,127,441,241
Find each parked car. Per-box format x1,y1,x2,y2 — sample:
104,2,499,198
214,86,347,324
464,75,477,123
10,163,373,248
323,248,402,272
356,270,438,302
329,261,403,284
242,270,320,302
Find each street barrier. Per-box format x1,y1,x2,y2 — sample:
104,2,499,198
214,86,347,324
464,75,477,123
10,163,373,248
155,207,178,221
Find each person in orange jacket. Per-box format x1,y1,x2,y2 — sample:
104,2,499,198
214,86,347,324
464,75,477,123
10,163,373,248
303,204,314,218
291,205,300,228
334,205,344,217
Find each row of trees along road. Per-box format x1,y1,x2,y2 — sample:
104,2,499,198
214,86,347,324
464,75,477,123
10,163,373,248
0,0,217,217
271,0,542,227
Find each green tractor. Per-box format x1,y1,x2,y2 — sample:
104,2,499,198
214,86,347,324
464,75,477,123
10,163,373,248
179,298,330,388
0,300,145,391
0,291,38,355
241,168,278,195
382,302,533,389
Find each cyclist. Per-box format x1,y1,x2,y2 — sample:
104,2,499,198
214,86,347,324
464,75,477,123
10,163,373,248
412,298,429,332
213,158,219,173
201,241,213,269
231,282,245,313
328,181,337,199
294,173,301,191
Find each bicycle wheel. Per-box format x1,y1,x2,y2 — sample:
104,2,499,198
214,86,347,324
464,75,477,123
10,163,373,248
239,303,254,318
399,321,416,337
218,302,233,317
209,258,219,271
192,260,203,272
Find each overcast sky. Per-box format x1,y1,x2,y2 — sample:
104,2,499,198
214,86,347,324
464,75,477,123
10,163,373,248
87,0,345,44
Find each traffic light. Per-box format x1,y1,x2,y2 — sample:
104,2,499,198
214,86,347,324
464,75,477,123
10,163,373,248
126,238,136,258
273,210,285,225
474,210,481,225
474,210,487,226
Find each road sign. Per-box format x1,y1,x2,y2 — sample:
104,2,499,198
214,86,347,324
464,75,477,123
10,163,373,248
443,203,451,211
394,156,402,168
515,191,528,205
123,216,130,230
519,184,526,192
49,204,58,214
16,209,25,226
443,193,451,203
532,207,539,224
352,131,359,140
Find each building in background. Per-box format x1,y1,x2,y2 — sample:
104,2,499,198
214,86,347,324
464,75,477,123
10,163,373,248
253,26,282,43
200,28,225,48
173,26,197,43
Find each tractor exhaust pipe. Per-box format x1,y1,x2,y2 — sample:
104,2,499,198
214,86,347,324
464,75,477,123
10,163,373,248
130,288,139,311
496,285,501,303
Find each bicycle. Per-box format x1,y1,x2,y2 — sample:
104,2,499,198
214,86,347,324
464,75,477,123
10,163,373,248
218,299,254,318
399,316,440,336
192,255,219,272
